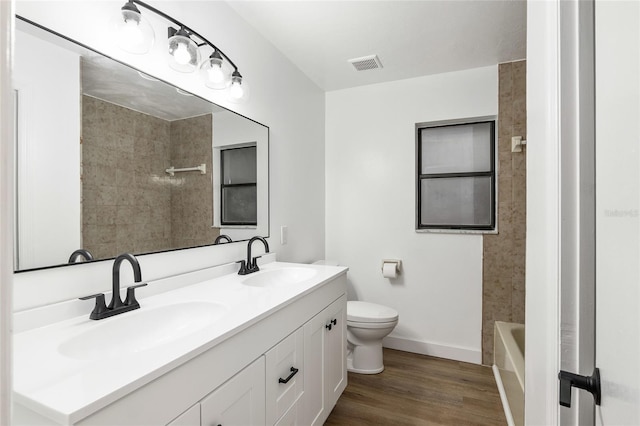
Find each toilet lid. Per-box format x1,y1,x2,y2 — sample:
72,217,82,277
347,301,398,323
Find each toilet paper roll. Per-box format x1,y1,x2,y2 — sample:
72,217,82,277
382,262,398,279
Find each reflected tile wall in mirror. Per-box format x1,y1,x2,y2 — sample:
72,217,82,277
82,96,220,259
170,114,220,249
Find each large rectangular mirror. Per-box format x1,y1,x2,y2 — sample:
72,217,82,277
14,17,269,272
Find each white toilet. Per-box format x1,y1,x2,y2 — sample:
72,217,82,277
311,261,399,374
346,301,399,374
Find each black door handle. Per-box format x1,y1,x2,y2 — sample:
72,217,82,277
278,367,299,384
558,368,601,407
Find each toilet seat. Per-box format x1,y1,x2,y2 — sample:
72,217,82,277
346,319,398,329
347,301,398,323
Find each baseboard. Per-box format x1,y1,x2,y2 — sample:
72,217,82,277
383,335,482,365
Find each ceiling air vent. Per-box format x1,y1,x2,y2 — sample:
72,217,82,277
348,55,383,71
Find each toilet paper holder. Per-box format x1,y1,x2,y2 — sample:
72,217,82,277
381,259,402,275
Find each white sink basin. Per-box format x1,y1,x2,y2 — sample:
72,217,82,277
242,267,318,288
58,302,227,360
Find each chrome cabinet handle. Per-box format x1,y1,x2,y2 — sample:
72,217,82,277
278,367,299,384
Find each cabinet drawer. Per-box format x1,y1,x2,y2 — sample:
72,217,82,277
265,328,304,425
200,357,265,426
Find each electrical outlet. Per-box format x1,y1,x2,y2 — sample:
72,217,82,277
280,226,288,245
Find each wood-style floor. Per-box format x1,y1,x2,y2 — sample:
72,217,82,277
325,348,506,426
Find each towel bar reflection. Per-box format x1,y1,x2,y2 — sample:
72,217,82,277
165,163,207,177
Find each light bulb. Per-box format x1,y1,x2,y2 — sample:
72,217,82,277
122,18,143,45
229,81,244,99
207,64,225,84
115,3,154,54
167,28,199,72
173,42,191,65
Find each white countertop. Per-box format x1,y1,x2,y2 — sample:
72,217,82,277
13,261,347,425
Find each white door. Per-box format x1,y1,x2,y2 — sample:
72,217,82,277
594,0,640,423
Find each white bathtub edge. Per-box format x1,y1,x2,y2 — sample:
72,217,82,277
492,364,516,426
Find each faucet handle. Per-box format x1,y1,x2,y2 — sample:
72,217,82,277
236,260,248,275
124,283,147,308
79,293,108,319
250,256,262,271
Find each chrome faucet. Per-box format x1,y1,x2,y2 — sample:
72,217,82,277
80,253,147,320
68,249,94,263
214,234,232,244
238,236,269,275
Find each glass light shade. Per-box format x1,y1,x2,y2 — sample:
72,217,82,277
199,53,231,89
229,80,244,99
227,72,250,103
167,31,199,73
115,8,155,54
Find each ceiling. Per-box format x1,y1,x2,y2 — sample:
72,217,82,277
82,54,222,121
228,0,527,91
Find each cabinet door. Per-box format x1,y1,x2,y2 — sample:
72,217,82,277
265,328,304,425
324,295,347,409
200,357,265,426
303,306,327,426
166,403,200,426
302,295,347,426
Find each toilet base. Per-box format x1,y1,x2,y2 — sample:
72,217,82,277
346,341,385,374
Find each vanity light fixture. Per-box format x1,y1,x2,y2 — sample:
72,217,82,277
116,0,248,101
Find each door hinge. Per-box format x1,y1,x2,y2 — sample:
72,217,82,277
558,368,601,407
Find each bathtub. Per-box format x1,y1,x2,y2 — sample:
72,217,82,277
493,321,525,426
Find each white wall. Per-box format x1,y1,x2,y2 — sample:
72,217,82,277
14,29,81,270
13,1,325,311
325,66,497,363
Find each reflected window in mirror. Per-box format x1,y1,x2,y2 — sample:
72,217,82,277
221,146,257,226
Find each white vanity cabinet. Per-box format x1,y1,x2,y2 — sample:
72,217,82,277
13,269,348,426
303,295,347,426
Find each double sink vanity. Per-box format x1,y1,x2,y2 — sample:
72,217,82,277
13,258,348,425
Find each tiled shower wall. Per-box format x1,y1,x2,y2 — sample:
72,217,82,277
170,114,219,249
482,60,527,365
82,96,218,259
82,96,172,259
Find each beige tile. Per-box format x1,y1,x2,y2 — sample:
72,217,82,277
498,62,513,96
94,225,116,244
498,151,513,178
116,185,136,206
511,279,526,324
512,60,527,100
96,185,118,206
116,205,135,225
90,242,117,260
